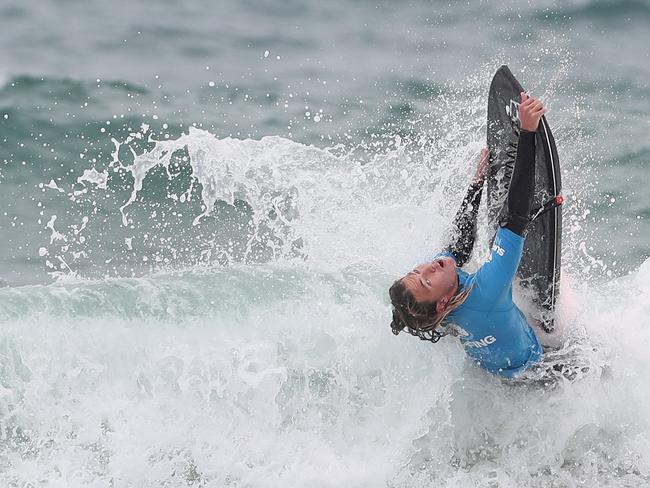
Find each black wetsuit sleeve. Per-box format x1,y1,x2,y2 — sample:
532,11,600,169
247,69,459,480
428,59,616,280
501,130,536,236
444,179,484,267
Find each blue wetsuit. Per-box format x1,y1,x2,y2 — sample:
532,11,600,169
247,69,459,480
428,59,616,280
389,130,542,376
440,130,542,377
438,227,543,377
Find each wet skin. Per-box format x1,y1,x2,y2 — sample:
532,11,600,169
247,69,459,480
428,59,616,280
402,256,459,308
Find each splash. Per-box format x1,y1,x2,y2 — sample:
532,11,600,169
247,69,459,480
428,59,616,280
3,56,646,487
37,120,468,281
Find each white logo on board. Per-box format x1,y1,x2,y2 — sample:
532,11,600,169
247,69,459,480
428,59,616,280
505,99,520,125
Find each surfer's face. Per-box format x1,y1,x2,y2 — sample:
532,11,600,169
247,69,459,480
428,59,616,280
402,257,458,305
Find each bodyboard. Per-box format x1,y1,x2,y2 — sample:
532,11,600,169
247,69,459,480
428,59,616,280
486,65,562,331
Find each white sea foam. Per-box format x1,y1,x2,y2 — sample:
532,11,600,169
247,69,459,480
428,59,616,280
77,168,109,189
2,67,648,486
0,257,648,486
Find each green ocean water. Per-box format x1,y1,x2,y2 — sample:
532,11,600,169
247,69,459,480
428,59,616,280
1,0,648,286
0,1,649,486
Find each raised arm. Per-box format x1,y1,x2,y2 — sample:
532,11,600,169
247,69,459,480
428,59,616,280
444,148,489,267
474,93,548,301
501,92,547,236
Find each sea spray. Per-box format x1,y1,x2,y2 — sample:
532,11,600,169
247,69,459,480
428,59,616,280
1,36,648,484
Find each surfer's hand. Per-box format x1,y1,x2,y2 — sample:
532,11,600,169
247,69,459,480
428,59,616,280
473,148,489,184
519,92,548,132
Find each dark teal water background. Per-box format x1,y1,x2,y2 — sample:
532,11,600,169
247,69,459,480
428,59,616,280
1,0,648,285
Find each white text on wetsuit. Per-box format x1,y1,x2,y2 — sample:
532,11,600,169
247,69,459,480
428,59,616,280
487,244,506,263
493,244,505,256
486,243,506,263
464,335,497,348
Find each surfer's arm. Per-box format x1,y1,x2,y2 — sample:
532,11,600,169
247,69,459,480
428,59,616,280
444,149,488,267
445,181,483,267
501,130,536,235
501,93,547,236
474,226,524,302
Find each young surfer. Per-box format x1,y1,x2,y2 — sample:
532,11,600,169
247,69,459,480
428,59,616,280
389,92,548,377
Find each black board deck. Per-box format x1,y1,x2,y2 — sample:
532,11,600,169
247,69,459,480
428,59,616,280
486,65,562,331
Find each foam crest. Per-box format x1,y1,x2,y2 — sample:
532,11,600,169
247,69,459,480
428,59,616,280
105,125,467,275
114,127,340,227
0,265,384,323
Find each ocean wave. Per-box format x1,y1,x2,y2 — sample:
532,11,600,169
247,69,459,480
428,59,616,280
0,74,148,98
1,1,649,484
0,265,379,323
0,258,648,486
